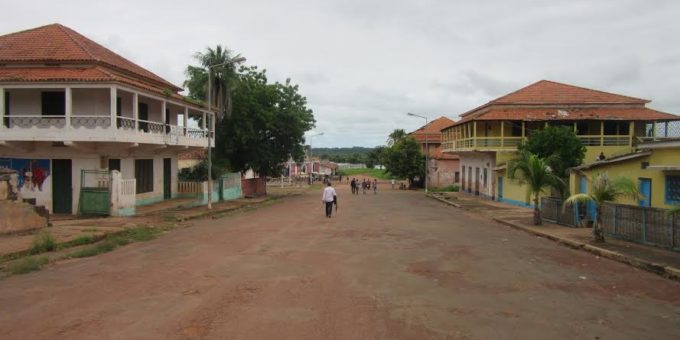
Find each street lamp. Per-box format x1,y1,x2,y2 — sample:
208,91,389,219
206,62,230,209
306,132,324,184
407,112,429,193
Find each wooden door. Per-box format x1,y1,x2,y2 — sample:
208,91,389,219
52,159,72,214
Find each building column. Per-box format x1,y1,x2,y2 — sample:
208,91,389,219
599,121,604,146
629,121,635,147
65,87,72,128
521,121,526,139
473,121,477,148
183,107,188,136
161,100,167,133
132,92,139,131
0,87,4,130
500,121,505,147
110,86,117,129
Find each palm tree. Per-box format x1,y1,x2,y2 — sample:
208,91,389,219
184,45,246,119
564,172,639,243
506,151,564,225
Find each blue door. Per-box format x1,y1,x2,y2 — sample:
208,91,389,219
580,176,596,220
639,178,651,207
497,176,503,201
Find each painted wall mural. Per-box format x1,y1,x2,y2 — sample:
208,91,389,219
0,158,51,191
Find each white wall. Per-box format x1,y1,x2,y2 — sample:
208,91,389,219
6,89,45,115
72,88,110,116
460,152,495,198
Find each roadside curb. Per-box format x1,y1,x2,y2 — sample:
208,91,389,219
427,194,462,208
175,196,278,222
425,193,680,282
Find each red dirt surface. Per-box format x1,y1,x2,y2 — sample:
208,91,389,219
0,183,679,339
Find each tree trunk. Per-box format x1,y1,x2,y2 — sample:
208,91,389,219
593,205,605,243
533,195,542,225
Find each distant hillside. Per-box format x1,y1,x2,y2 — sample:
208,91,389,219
312,147,374,163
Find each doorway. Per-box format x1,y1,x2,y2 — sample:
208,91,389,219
163,158,171,200
639,178,651,207
52,159,72,214
474,167,480,196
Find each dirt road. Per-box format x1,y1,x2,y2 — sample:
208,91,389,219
1,184,679,339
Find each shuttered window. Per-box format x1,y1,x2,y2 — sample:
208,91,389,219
135,159,154,194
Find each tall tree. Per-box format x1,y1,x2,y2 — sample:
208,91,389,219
518,126,586,189
184,45,246,119
507,151,565,225
565,172,639,242
215,66,315,177
383,136,424,186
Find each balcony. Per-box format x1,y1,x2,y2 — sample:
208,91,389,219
0,86,212,149
441,120,679,153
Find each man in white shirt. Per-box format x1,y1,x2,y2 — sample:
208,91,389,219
322,182,337,218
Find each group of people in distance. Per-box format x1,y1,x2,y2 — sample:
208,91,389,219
350,178,377,195
322,178,380,219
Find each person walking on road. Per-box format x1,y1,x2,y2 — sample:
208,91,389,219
372,179,378,194
350,178,356,195
322,182,337,218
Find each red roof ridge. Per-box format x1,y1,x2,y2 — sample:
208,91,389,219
55,23,99,63
459,80,650,118
492,80,649,105
0,23,182,92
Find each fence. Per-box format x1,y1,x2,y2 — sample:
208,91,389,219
601,203,680,251
178,181,204,194
540,197,579,227
110,171,136,216
541,197,680,251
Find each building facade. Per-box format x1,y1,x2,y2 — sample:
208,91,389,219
409,116,460,188
0,24,213,215
442,80,679,206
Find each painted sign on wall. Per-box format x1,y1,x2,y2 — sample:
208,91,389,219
0,158,51,191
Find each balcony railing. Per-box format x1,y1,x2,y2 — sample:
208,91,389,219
442,135,633,151
2,113,210,147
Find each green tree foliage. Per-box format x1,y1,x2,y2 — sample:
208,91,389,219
387,129,407,146
383,136,424,186
215,66,315,177
518,126,586,181
507,151,565,225
366,146,386,168
565,172,639,242
184,45,246,119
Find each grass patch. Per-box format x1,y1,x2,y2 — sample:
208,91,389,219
67,240,118,259
64,227,162,259
337,168,398,180
430,184,460,193
8,256,49,274
30,232,56,254
122,227,162,241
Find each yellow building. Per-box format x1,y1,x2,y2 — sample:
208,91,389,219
570,139,680,210
441,80,680,207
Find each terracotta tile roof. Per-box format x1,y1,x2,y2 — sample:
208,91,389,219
460,80,650,118
0,66,202,106
0,24,182,92
449,107,679,127
432,149,459,160
410,116,455,142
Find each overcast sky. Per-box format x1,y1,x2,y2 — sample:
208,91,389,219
2,0,679,147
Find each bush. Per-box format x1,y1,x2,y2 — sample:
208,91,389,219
30,232,56,254
9,256,49,274
431,185,460,192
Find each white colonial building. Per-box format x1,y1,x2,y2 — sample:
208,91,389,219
0,24,214,215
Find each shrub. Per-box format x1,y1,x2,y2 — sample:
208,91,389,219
8,256,49,274
30,232,56,254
